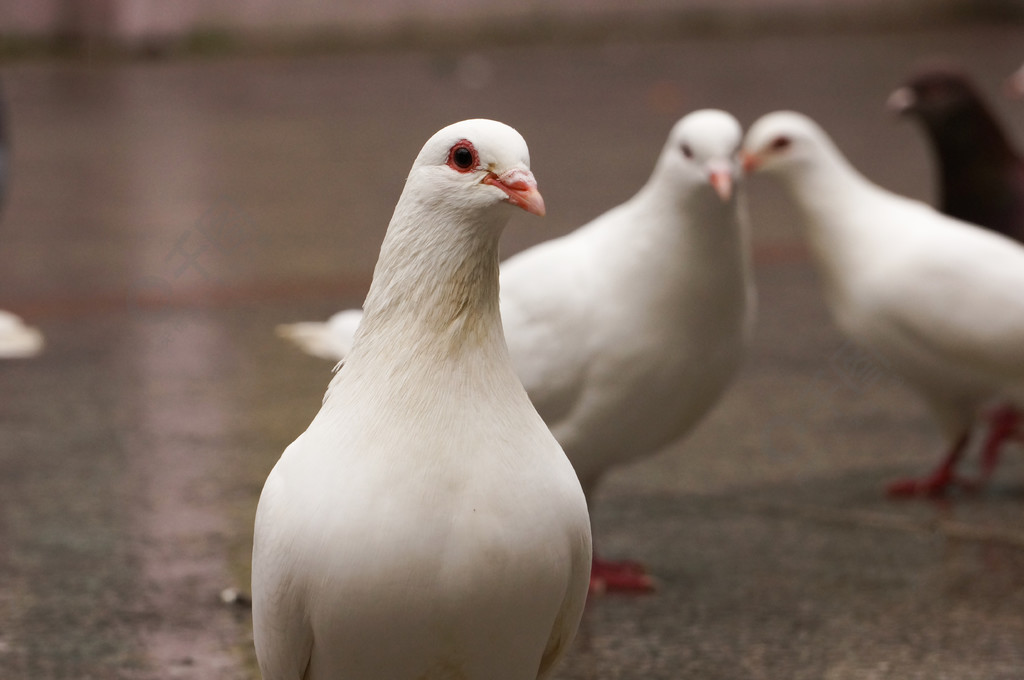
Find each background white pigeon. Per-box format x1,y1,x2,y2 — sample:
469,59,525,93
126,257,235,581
742,110,1024,497
252,119,591,680
277,308,361,361
0,309,44,358
887,64,1024,472
0,82,43,360
278,109,755,592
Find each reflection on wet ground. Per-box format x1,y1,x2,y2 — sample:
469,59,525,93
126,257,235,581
1,23,1023,679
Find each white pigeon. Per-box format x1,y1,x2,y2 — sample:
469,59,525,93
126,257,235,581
0,309,43,358
276,308,361,361
0,85,42,361
252,119,592,680
742,110,1024,497
278,109,755,591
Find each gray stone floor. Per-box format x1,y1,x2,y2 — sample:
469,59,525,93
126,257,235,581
0,22,1023,680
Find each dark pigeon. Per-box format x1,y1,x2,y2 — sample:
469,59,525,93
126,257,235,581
0,81,8,213
889,65,1024,243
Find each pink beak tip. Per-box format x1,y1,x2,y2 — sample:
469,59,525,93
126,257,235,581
487,169,546,217
709,170,733,202
741,152,760,174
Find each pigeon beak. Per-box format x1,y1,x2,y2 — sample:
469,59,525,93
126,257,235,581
886,86,916,114
707,159,734,202
484,168,546,217
1006,69,1024,99
741,151,761,174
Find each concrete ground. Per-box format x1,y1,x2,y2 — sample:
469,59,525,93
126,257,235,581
0,21,1023,680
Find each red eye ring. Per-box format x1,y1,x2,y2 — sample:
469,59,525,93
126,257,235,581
447,140,479,173
770,136,792,152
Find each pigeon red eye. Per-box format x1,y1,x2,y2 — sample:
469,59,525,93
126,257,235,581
447,141,478,172
681,144,694,159
770,136,792,152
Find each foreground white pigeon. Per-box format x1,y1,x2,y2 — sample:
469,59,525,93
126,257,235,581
742,110,1024,496
253,119,592,680
279,109,755,591
0,309,43,358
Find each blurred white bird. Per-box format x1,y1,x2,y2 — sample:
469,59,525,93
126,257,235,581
743,110,1024,497
0,83,43,360
279,110,755,591
252,119,591,680
0,309,43,358
276,308,361,361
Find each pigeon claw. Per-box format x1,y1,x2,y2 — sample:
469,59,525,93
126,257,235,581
588,557,656,596
887,405,1023,499
885,432,974,498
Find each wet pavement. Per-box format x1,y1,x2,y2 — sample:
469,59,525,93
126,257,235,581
1,22,1024,680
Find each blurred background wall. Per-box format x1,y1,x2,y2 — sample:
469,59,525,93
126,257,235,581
0,0,1022,55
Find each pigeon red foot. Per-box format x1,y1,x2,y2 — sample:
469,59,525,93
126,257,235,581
887,405,1023,497
589,556,655,595
976,403,1023,483
886,433,971,497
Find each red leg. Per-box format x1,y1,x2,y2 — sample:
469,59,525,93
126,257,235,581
886,432,970,497
580,477,655,595
589,555,655,595
975,404,1022,485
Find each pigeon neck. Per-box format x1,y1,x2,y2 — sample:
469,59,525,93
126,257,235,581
777,145,880,287
627,177,750,313
929,104,1020,230
355,193,508,364
928,102,1017,169
781,142,876,224
638,172,743,246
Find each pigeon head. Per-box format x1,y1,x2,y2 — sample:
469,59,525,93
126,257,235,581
409,118,545,217
358,119,544,341
887,66,987,126
741,111,835,177
657,109,743,202
886,64,1019,197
